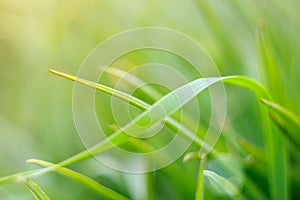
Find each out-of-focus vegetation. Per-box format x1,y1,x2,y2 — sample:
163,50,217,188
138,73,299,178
0,0,299,199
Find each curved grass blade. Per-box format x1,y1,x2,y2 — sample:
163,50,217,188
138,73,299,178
24,178,50,200
27,159,129,200
224,76,288,200
48,69,218,157
101,67,219,153
59,74,222,166
0,71,286,200
206,154,244,198
48,70,287,200
204,170,240,196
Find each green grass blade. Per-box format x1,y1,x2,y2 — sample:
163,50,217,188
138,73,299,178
195,156,206,200
204,170,240,196
101,67,219,155
260,99,300,126
48,70,287,200
0,170,39,184
224,76,288,200
49,69,147,110
261,99,300,148
71,74,221,159
48,69,218,158
257,22,284,102
27,159,129,200
103,67,163,101
24,178,50,200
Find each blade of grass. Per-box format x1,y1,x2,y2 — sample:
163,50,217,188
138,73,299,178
0,169,39,184
1,71,286,200
49,70,286,200
224,77,288,200
268,111,300,149
261,99,300,150
257,22,284,102
103,67,163,101
260,99,300,126
49,69,218,156
23,178,50,200
27,159,129,200
204,170,241,196
101,67,215,152
195,155,206,200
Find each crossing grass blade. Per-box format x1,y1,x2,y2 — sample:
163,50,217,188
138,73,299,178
48,70,223,168
27,159,129,200
101,67,218,154
0,70,287,200
48,69,219,158
23,178,50,200
49,70,287,200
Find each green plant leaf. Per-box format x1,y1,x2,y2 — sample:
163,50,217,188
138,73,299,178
27,159,129,200
0,170,38,185
48,69,221,164
261,99,300,147
260,99,300,126
101,67,218,154
23,178,50,200
48,70,287,200
205,154,244,197
224,76,288,200
196,156,206,200
204,170,240,196
257,22,284,102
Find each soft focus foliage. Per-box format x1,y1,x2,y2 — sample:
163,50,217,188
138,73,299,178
0,0,299,199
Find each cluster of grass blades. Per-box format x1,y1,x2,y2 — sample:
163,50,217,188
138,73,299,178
0,67,296,199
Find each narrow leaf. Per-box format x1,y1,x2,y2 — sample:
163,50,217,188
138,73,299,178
260,99,300,126
196,156,206,200
204,170,240,196
261,99,300,149
23,178,50,200
27,159,129,200
49,70,287,200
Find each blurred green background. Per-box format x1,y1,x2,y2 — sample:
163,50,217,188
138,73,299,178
0,0,299,199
